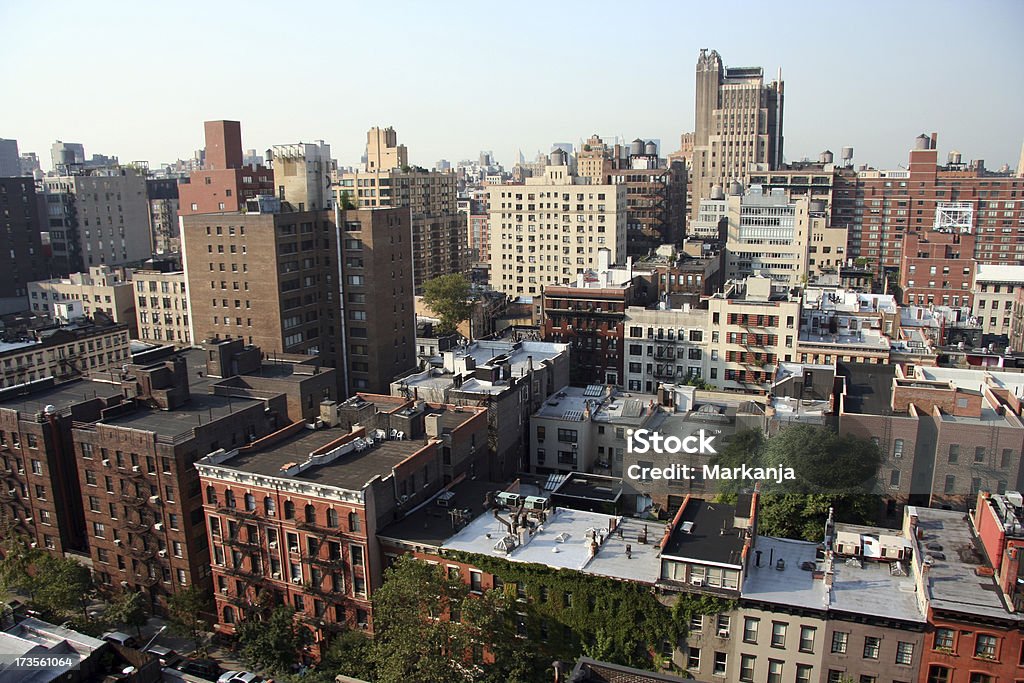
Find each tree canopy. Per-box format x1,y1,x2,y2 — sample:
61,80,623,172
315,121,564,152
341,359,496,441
421,274,472,336
166,586,211,651
712,424,882,541
236,605,310,675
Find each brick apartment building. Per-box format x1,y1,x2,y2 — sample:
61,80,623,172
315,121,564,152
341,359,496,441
838,362,1024,512
899,231,976,309
178,121,274,217
181,203,415,397
195,394,486,658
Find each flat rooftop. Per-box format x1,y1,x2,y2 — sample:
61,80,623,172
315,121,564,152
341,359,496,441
101,392,262,437
912,506,1016,621
399,340,567,395
0,378,122,416
838,361,896,416
662,499,746,566
742,537,924,622
378,478,506,548
442,505,664,583
215,425,428,492
798,330,889,350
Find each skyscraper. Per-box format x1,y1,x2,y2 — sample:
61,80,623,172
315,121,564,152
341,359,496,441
689,48,784,220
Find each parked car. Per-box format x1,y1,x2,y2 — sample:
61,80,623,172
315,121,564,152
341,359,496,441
101,631,139,649
217,671,263,683
145,644,182,668
178,658,223,682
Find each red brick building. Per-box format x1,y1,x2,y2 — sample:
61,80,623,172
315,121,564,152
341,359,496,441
838,133,1024,285
900,231,977,309
195,394,487,659
178,121,274,217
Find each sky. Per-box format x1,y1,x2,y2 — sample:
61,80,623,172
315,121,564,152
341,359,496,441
2,0,1023,173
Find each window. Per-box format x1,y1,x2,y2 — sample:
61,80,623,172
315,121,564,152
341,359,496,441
712,651,727,677
934,628,954,651
975,446,986,463
975,633,997,659
799,626,816,653
896,641,914,665
716,614,730,636
326,508,339,528
470,571,482,592
92,522,105,538
349,512,361,532
687,647,700,671
739,654,755,682
796,664,812,683
767,660,783,683
771,621,787,648
967,674,993,683
690,615,703,632
863,636,880,659
948,444,959,463
743,616,759,643
926,668,950,683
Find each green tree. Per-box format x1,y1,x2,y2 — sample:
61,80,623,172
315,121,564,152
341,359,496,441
235,605,310,675
167,586,210,652
0,528,47,602
105,590,149,638
757,425,882,541
315,629,376,682
373,556,472,683
32,554,93,621
710,428,765,499
421,274,472,336
337,191,356,210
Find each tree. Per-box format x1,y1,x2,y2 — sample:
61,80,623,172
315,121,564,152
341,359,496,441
421,274,472,336
710,428,765,499
167,586,210,652
0,528,47,602
316,629,376,682
337,191,356,210
756,425,882,541
372,556,472,683
105,590,149,638
235,605,310,674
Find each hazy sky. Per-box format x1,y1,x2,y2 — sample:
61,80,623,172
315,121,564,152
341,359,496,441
3,1,1022,172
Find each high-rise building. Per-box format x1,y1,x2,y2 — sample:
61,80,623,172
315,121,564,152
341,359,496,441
690,49,784,220
487,154,626,297
0,177,48,309
40,167,153,272
578,135,687,257
0,139,20,177
19,152,42,179
334,128,464,293
269,142,334,212
178,121,274,217
841,134,1024,284
180,202,415,397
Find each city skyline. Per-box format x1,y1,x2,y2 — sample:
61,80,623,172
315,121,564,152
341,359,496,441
2,1,1022,172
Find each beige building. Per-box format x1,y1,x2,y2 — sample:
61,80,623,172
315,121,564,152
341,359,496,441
270,141,334,211
704,275,800,391
973,264,1024,337
690,49,784,220
28,266,136,334
722,186,844,287
132,269,190,346
334,128,464,293
487,157,627,297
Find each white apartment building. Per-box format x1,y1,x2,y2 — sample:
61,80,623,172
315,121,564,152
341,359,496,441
133,270,190,346
623,304,710,393
487,158,626,297
973,264,1024,337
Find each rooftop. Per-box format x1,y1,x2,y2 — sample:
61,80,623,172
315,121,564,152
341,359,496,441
975,263,1024,283
742,537,925,622
535,385,657,425
838,362,897,416
442,505,665,583
396,340,567,396
377,478,506,548
911,506,1015,621
211,424,430,492
0,377,122,416
661,499,746,566
101,392,262,438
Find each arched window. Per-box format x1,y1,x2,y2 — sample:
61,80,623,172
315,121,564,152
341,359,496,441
244,493,256,511
326,508,339,528
206,486,217,505
284,500,295,520
348,512,361,532
264,497,276,516
224,490,236,508
304,504,316,524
